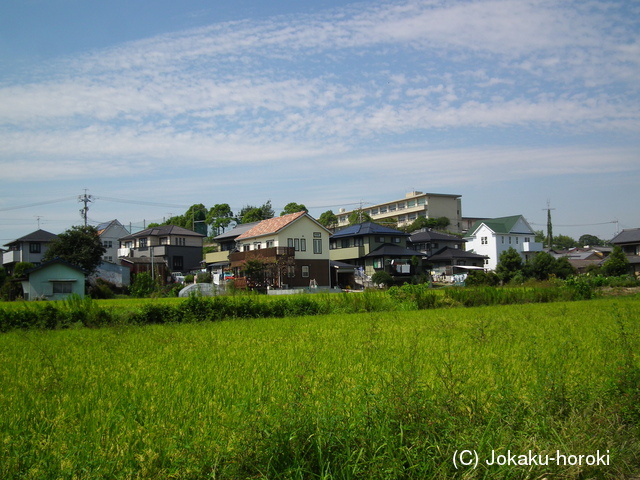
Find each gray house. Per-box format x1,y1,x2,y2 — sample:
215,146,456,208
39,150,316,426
2,229,58,276
118,225,205,278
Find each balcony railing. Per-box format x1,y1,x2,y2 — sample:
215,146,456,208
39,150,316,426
229,246,295,266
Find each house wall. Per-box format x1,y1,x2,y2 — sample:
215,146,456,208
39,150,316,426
23,264,84,300
100,223,129,263
466,224,542,270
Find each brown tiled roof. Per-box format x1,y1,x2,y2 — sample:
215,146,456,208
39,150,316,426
236,211,307,240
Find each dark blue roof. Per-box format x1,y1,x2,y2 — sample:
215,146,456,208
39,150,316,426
331,222,408,239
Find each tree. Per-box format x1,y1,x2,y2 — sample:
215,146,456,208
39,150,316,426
238,201,274,223
43,225,106,275
578,234,606,247
149,203,208,235
495,247,523,284
280,202,308,216
405,216,450,232
348,209,373,225
601,246,629,277
207,203,235,236
318,210,338,229
553,235,577,250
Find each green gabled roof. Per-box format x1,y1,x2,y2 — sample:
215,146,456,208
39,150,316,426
469,215,525,235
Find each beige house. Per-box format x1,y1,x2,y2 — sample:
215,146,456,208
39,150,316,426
229,211,332,289
335,191,463,232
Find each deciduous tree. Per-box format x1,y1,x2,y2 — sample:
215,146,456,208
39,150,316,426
43,225,106,275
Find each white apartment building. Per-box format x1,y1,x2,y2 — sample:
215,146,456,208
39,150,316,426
336,191,463,232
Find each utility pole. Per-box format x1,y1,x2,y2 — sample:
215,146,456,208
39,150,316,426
78,189,93,226
35,216,42,229
542,200,555,249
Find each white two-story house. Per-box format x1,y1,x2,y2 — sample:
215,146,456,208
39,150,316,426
464,215,543,270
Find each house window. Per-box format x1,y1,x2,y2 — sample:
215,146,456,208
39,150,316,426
373,258,383,269
287,265,295,278
516,237,519,244
407,200,416,207
481,237,488,245
330,241,337,250
288,238,294,248
254,242,261,249
341,238,350,248
398,202,405,209
52,281,73,294
509,237,512,244
103,240,113,248
398,215,406,222
302,266,310,277
375,236,385,243
524,237,530,243
173,256,184,270
125,241,133,248
160,237,168,245
379,206,387,213
371,208,379,215
393,237,401,243
502,236,505,244
243,244,250,252
417,198,425,205
266,240,274,248
29,242,41,253
313,239,322,254
408,213,417,221
389,204,396,211
300,238,306,251
139,238,148,248
313,232,322,238
294,238,300,251
354,237,364,247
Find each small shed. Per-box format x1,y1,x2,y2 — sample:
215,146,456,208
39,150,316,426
20,258,86,300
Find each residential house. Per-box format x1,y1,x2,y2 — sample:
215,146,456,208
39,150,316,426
330,222,424,287
203,221,260,284
96,220,130,264
229,211,332,289
408,229,487,280
549,247,611,274
610,228,640,276
2,229,58,276
19,258,86,300
118,225,205,280
335,191,463,232
464,215,543,270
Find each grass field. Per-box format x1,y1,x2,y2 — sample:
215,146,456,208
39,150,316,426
1,296,639,479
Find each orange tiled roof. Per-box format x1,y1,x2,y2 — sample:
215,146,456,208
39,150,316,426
236,211,307,240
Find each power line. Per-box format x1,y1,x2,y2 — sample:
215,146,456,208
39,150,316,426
0,196,77,212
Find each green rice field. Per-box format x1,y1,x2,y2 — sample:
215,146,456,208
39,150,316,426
1,296,639,479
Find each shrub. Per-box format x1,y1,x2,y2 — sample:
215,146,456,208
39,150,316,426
371,271,394,288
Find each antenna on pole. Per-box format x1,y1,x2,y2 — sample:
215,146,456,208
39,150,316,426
35,216,43,229
542,200,555,249
79,189,94,226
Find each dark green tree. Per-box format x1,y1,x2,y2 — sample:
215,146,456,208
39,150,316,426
601,246,629,277
495,247,523,284
280,202,307,216
578,234,606,247
524,251,574,280
317,210,338,229
207,203,235,236
238,201,274,223
553,235,577,250
43,225,106,274
348,209,373,225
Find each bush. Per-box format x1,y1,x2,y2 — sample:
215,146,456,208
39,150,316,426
371,271,394,288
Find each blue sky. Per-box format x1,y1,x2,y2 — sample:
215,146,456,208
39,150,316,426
1,0,638,243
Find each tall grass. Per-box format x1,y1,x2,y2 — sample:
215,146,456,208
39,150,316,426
0,297,639,479
0,282,612,332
